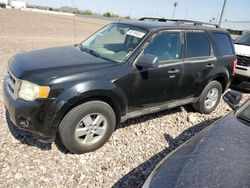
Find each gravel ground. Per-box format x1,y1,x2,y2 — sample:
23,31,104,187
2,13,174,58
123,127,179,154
0,9,250,188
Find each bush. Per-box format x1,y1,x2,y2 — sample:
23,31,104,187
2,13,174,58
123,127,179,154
111,13,119,18
49,7,53,11
73,10,81,14
103,12,111,17
103,12,122,18
83,9,92,15
124,16,131,19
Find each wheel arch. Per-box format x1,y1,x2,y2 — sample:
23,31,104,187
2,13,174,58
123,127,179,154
49,80,128,135
211,74,229,93
65,95,123,124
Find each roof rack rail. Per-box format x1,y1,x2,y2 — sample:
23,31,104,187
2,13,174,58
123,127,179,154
139,17,220,28
139,17,167,22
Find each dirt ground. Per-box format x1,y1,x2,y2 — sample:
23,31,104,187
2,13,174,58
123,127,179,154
0,9,249,188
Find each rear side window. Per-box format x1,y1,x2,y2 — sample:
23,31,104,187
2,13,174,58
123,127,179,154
212,33,233,56
186,32,210,58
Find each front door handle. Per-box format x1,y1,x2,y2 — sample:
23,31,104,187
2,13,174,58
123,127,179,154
168,69,180,74
206,63,214,68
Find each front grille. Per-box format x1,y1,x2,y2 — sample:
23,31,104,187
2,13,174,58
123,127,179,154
237,55,250,67
6,71,21,100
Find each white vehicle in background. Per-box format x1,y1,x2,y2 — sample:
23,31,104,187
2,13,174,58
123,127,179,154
10,0,26,9
0,0,8,8
232,32,250,91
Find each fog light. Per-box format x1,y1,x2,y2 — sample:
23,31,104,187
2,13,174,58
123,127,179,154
19,117,30,128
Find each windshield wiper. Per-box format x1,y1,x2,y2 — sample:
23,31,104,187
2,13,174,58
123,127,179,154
80,45,118,63
80,46,102,58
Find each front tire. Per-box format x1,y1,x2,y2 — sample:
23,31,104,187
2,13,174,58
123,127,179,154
59,101,116,154
193,81,222,114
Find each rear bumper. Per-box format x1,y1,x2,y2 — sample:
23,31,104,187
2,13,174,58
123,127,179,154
3,77,57,141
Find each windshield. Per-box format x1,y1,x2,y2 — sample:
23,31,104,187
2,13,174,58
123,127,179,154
81,23,148,63
235,32,250,46
237,100,250,126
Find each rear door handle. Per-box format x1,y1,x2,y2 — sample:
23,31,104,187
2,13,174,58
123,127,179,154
206,63,214,68
168,69,180,74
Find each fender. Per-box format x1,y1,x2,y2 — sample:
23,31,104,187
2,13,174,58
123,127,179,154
193,65,230,100
46,80,128,133
206,66,230,93
209,66,230,87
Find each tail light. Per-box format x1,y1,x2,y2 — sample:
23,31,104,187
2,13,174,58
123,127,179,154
232,58,237,75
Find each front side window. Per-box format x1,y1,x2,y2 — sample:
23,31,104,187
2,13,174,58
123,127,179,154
186,32,211,58
212,33,233,56
144,32,181,62
81,23,148,63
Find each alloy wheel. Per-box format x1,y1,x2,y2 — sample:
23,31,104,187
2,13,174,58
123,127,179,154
75,113,108,145
205,88,219,109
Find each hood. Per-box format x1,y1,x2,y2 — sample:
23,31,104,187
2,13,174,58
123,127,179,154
234,44,250,57
145,113,250,188
8,45,115,80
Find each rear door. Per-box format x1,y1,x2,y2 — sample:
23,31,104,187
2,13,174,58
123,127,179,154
179,30,217,99
211,32,235,80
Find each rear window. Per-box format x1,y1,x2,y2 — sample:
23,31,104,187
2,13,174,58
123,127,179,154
186,32,211,58
212,33,233,56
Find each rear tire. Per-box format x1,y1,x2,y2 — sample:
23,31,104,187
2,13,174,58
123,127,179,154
193,81,222,114
59,101,116,154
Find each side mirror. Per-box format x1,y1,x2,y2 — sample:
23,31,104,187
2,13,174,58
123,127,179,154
223,90,242,110
137,54,159,68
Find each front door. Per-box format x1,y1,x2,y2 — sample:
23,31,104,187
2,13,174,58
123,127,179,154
127,31,184,112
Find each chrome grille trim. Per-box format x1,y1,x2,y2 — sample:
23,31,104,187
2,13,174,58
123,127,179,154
237,55,250,67
6,70,21,100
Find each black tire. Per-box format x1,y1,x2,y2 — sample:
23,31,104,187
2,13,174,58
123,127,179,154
58,101,116,154
193,81,222,114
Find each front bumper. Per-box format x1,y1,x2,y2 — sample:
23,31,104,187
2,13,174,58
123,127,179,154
3,77,57,141
235,65,250,78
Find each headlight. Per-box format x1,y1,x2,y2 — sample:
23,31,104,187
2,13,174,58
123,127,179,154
18,80,50,101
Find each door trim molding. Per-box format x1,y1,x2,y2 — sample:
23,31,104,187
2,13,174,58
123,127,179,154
121,97,196,122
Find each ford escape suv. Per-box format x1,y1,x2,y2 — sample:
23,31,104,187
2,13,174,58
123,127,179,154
3,18,236,154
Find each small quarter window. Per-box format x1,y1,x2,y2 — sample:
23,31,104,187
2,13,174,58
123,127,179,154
212,33,233,56
186,32,211,58
144,32,181,61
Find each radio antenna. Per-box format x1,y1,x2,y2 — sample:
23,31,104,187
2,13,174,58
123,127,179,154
73,0,76,44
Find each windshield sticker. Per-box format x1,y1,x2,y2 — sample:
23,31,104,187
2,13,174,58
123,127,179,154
127,30,146,38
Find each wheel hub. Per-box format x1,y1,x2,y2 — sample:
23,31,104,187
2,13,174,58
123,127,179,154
205,88,219,109
75,113,108,144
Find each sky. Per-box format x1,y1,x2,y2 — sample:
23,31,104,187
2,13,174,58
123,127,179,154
25,0,250,23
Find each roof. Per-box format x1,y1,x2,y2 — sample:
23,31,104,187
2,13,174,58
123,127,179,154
116,19,224,32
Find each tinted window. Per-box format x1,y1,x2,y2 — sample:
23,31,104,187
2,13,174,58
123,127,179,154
186,32,210,58
144,32,180,61
212,33,233,56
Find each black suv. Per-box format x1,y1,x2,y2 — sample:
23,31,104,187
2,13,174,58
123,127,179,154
3,18,236,153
